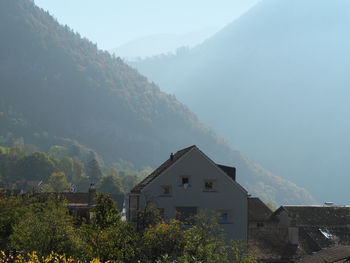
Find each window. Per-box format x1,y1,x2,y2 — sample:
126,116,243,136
182,177,189,185
180,176,190,189
161,185,171,195
204,180,215,191
218,210,230,223
176,207,197,223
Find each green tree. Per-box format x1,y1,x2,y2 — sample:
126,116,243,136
9,196,81,257
80,193,139,262
86,158,102,184
142,219,185,261
0,193,25,249
181,212,227,263
97,171,124,195
47,172,70,192
121,173,139,193
58,157,74,181
15,152,56,181
229,241,259,263
72,157,89,192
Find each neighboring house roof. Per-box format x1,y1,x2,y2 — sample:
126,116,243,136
130,145,241,194
273,206,350,226
58,192,90,204
131,145,196,194
297,246,350,263
273,206,350,253
248,197,272,222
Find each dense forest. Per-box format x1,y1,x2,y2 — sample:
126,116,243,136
0,0,315,205
0,142,142,200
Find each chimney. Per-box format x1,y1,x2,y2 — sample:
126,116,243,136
88,183,96,205
170,153,174,161
217,164,236,181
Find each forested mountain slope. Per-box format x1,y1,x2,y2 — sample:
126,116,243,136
0,0,315,205
131,0,350,203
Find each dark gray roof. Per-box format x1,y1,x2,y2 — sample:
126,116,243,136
297,246,350,263
273,206,350,226
248,197,272,222
130,145,196,193
273,206,350,252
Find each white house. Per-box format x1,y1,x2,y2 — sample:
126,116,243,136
128,145,248,241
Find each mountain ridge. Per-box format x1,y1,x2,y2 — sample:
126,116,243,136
0,0,315,205
130,0,350,203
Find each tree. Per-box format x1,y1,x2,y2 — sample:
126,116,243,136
142,219,185,261
57,157,74,181
97,171,124,195
0,193,25,250
47,172,70,192
181,212,227,263
9,196,80,258
86,158,102,184
15,152,56,181
72,157,89,192
121,173,138,193
80,193,139,262
91,193,121,229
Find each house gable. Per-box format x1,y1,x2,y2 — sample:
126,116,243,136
130,145,248,241
134,145,247,196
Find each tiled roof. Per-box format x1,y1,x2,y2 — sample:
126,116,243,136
130,145,196,193
248,197,273,222
273,206,350,252
297,246,350,263
273,206,350,226
58,192,90,204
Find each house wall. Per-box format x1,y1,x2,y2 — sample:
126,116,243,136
276,210,293,228
137,148,248,242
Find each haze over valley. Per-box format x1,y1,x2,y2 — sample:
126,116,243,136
2,0,347,206
131,0,350,204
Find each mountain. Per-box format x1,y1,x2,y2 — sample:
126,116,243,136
111,28,219,60
0,0,315,205
130,0,350,204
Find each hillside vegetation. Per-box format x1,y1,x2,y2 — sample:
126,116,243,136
0,0,315,205
131,0,350,203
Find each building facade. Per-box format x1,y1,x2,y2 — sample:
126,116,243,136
128,145,248,241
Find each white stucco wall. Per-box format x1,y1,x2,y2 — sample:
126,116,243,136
138,147,248,242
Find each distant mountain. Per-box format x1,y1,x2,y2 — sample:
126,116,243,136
0,0,315,205
131,0,350,204
111,28,219,60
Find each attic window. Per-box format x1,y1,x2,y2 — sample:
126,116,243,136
161,185,171,195
204,180,215,191
180,176,191,189
182,177,189,185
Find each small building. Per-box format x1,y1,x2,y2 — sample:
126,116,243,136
2,184,97,220
272,205,350,254
128,145,248,242
248,197,273,229
248,205,350,262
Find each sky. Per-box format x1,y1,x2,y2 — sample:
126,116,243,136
34,0,259,51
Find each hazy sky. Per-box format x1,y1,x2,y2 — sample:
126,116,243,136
34,0,259,50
